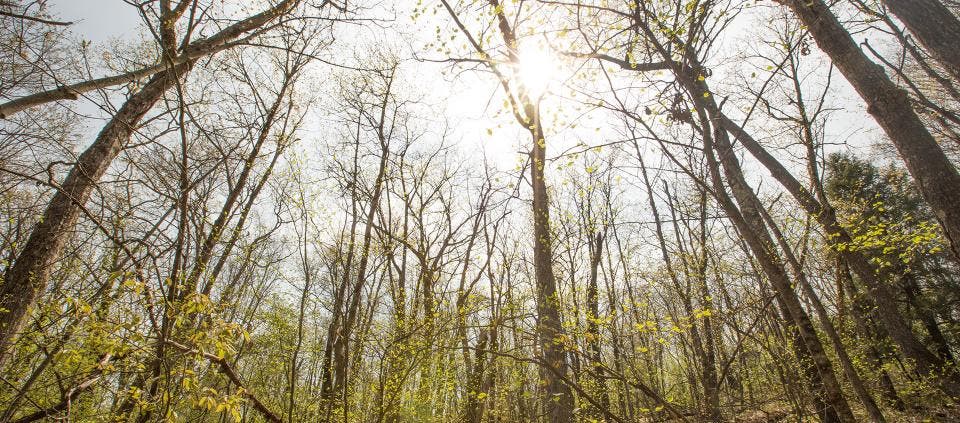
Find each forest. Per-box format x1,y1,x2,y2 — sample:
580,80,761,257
1,0,959,421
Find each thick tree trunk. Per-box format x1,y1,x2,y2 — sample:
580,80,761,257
716,111,960,397
776,299,837,423
704,142,855,423
686,82,856,421
881,0,960,81
0,63,191,366
784,0,960,265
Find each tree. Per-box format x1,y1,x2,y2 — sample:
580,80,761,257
880,0,960,81
437,1,577,419
782,0,960,269
0,0,319,367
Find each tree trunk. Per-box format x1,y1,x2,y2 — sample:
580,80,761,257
585,231,611,420
687,82,856,422
0,63,191,366
716,111,960,397
529,105,576,422
784,0,960,265
760,205,886,422
881,0,960,81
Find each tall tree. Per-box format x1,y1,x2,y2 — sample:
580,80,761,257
782,0,960,267
438,0,577,419
881,0,960,81
0,0,308,366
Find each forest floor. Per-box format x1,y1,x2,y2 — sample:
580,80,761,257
730,403,960,422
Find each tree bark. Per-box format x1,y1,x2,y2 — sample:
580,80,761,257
585,230,611,421
0,63,191,366
682,76,857,422
716,111,960,398
784,0,960,265
881,0,960,81
759,204,886,422
529,106,577,421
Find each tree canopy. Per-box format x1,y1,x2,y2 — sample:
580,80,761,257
0,0,959,421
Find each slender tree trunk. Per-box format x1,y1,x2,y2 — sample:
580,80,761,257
463,325,493,423
691,189,721,423
289,203,313,422
528,108,576,421
585,231,610,421
330,118,392,409
840,258,907,411
759,205,886,422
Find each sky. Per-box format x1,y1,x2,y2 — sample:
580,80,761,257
50,0,140,43
40,0,885,184
27,0,902,287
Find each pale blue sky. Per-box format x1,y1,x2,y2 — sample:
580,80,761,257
50,0,140,43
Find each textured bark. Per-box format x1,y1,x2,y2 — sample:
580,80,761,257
702,134,855,423
882,0,960,81
776,299,837,423
683,76,856,422
716,112,960,396
0,63,191,366
784,0,960,264
463,325,494,423
435,0,578,417
585,231,611,420
760,205,886,422
529,107,576,421
691,192,721,423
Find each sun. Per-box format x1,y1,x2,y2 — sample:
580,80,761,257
515,39,561,99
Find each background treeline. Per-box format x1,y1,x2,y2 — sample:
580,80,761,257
0,0,959,422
